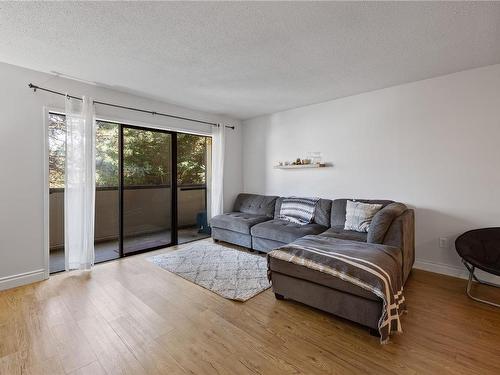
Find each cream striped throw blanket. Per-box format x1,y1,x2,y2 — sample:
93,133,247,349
268,235,406,344
279,196,320,225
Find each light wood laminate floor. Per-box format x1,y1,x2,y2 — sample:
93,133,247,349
1,239,500,374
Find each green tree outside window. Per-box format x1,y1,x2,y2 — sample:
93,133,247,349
48,113,210,189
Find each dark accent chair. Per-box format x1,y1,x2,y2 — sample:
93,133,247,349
455,228,500,307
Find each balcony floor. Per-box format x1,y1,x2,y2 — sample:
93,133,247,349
49,226,209,273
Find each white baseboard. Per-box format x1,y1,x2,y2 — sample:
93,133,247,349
413,259,500,286
0,269,47,291
414,259,467,279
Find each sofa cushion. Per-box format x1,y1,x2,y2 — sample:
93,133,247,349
367,203,408,244
320,227,368,242
251,219,327,244
212,227,252,248
331,199,394,228
268,257,380,301
274,198,332,227
233,194,278,217
252,237,285,253
210,212,271,234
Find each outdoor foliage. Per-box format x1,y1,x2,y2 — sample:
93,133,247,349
122,127,171,186
48,114,66,188
177,133,209,186
96,121,119,187
48,113,210,189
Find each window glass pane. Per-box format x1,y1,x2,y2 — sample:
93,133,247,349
123,127,172,253
177,133,208,185
48,116,121,189
95,121,119,187
48,113,66,189
177,134,211,244
123,129,171,186
48,114,120,273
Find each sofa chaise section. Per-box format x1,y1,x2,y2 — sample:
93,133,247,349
267,198,415,339
267,236,405,338
251,198,332,253
211,193,278,248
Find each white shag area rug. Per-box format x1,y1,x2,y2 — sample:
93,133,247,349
147,242,271,301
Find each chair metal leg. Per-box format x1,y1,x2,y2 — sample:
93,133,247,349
464,263,500,308
463,260,482,283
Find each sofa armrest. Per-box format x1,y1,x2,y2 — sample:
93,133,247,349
368,203,407,243
382,209,415,284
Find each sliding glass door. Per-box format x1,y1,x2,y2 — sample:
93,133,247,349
177,133,212,244
94,121,120,262
48,113,211,272
121,126,174,254
48,114,121,273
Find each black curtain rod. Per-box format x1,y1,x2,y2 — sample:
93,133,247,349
28,83,235,129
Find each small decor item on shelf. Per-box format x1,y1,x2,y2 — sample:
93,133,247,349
308,152,323,165
274,152,330,169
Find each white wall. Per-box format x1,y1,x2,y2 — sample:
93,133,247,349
243,64,500,280
0,62,242,290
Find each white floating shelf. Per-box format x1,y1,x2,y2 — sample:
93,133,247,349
274,164,328,169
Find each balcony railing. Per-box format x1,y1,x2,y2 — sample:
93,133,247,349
49,184,207,249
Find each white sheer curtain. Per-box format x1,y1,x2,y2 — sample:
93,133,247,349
210,124,225,218
64,96,96,271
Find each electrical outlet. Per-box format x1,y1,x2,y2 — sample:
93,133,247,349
439,237,449,249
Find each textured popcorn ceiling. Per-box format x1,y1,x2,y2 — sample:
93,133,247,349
1,2,499,119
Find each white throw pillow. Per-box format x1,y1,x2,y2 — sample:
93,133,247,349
344,200,383,233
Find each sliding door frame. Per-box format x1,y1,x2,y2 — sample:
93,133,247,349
45,108,211,275
118,125,124,257
119,124,178,257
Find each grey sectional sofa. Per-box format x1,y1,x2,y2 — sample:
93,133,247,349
211,193,415,282
211,193,415,337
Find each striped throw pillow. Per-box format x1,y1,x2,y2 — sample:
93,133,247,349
279,197,320,225
344,200,383,232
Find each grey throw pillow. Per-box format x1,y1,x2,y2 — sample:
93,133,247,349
278,197,320,225
344,200,383,233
